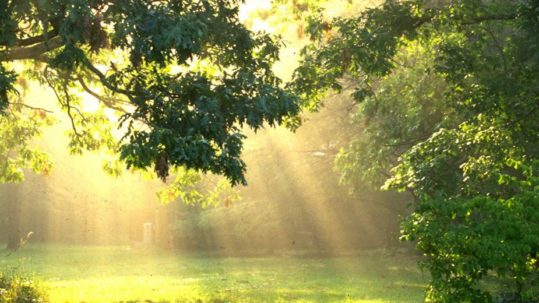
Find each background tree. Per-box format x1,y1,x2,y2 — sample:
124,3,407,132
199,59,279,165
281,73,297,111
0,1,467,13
292,0,539,301
0,103,52,250
334,42,457,192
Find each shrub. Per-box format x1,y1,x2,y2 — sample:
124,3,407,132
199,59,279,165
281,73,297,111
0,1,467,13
0,272,48,303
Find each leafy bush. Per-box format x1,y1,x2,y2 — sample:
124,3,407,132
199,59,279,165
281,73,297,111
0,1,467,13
0,272,48,303
402,194,539,302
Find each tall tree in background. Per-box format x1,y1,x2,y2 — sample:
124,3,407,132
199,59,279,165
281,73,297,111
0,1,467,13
0,106,52,249
293,0,539,301
0,0,299,186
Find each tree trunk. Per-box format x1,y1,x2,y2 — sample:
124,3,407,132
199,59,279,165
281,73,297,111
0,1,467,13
4,183,21,250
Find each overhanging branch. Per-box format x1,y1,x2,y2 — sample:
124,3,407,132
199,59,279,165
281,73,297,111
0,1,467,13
0,36,64,61
15,30,60,47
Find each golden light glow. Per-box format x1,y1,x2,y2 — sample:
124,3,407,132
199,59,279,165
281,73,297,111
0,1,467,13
0,2,411,302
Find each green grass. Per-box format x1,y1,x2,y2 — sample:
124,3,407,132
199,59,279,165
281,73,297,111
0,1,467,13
0,245,427,302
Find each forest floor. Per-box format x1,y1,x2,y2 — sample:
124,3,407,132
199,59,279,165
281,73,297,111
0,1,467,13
0,245,427,302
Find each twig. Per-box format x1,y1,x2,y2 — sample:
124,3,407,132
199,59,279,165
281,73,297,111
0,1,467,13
8,102,54,113
44,68,81,138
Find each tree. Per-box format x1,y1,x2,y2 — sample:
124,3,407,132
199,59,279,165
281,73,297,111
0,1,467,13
334,41,457,192
292,0,539,301
0,105,52,249
0,0,299,186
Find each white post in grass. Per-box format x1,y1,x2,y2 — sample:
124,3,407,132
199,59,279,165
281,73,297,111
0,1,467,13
143,222,153,246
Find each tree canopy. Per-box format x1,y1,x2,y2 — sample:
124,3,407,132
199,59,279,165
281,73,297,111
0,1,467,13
0,0,299,185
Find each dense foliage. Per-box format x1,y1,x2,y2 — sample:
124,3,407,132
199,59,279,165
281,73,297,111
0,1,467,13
0,105,52,183
293,0,539,301
334,42,456,190
0,0,299,185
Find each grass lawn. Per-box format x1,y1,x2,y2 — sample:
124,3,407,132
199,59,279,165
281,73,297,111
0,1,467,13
0,245,427,302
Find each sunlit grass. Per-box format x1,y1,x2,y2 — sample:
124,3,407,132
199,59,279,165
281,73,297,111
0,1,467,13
1,245,427,302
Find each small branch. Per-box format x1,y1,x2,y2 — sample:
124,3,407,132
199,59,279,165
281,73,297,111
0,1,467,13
381,134,431,149
78,77,129,113
64,94,81,138
389,57,412,68
406,188,420,206
43,68,81,138
81,59,134,96
416,12,517,28
460,14,517,25
61,82,88,123
484,24,508,70
378,168,392,178
8,102,54,113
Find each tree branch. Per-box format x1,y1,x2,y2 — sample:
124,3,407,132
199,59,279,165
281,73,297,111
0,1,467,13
460,14,518,25
77,77,129,113
8,102,54,113
15,30,59,47
405,12,518,37
0,36,64,61
81,59,134,96
43,68,81,138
